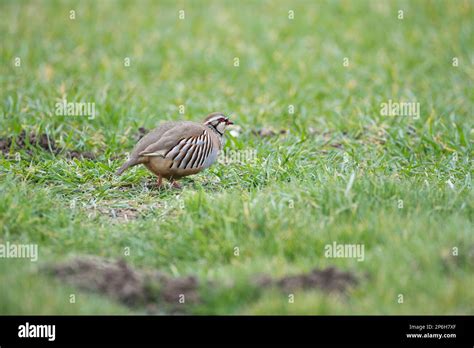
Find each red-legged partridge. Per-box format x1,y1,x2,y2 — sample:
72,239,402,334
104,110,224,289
116,112,233,188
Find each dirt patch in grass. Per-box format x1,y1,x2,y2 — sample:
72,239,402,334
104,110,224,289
45,257,199,314
84,198,173,222
66,150,96,160
355,125,388,145
0,130,97,160
96,207,140,222
441,244,474,273
45,258,358,314
254,266,358,293
253,127,288,137
0,130,59,155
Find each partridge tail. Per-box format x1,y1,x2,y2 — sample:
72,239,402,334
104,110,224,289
116,157,143,176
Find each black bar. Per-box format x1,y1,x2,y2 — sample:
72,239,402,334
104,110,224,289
0,315,472,345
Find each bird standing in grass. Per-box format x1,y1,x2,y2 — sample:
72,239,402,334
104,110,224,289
116,112,233,188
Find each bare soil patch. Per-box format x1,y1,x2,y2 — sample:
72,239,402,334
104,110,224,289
45,258,359,314
45,257,199,313
254,266,358,293
0,130,97,160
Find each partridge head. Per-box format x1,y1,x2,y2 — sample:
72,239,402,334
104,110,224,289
116,112,233,188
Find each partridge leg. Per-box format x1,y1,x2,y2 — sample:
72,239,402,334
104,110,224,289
170,179,182,189
156,174,163,188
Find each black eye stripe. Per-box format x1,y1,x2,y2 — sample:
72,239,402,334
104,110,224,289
206,115,228,125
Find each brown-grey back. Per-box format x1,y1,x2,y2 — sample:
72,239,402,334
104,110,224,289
130,121,189,159
138,122,212,157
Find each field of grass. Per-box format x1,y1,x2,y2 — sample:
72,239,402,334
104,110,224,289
0,0,472,315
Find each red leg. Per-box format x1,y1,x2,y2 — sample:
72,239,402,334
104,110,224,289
156,174,163,188
170,179,182,189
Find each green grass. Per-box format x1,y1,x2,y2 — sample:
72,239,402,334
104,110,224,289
0,0,473,314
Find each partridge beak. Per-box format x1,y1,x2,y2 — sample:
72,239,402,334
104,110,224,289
226,119,234,125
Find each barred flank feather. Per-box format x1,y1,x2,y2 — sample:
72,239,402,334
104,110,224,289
166,130,214,170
